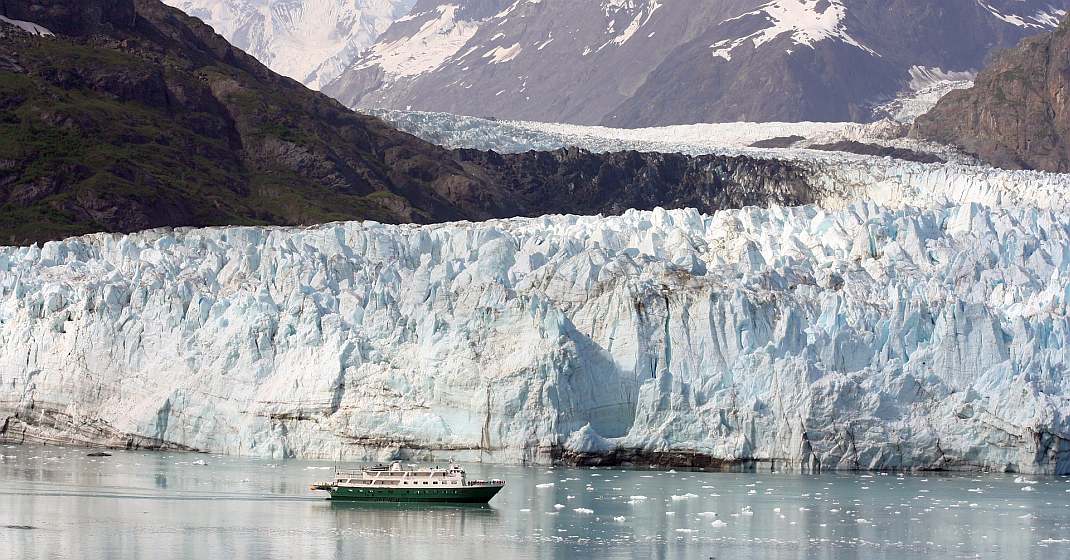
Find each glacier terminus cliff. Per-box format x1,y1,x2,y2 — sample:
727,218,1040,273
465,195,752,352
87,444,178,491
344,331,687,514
2,199,1069,473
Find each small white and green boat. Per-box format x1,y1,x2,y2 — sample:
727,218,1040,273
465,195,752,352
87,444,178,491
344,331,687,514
311,461,505,503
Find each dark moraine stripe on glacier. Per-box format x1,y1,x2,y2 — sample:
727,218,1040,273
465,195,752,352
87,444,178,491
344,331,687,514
457,148,818,220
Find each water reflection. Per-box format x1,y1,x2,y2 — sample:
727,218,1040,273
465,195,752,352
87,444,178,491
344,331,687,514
0,444,1068,560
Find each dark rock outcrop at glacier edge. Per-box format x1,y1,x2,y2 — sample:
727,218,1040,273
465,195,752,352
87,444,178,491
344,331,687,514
913,17,1070,172
0,0,816,245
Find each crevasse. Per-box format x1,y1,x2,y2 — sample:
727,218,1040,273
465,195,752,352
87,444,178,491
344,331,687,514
1,201,1068,473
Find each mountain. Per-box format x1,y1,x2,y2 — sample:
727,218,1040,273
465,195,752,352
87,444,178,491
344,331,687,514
323,0,1068,126
912,17,1070,172
0,0,816,245
4,205,1069,474
161,0,416,89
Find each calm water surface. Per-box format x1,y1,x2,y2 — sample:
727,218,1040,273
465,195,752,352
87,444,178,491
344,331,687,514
2,444,1069,559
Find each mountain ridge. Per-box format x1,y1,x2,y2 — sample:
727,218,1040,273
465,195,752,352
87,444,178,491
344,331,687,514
323,0,1067,126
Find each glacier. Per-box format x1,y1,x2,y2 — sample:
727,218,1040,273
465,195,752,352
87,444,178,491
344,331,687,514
2,200,1069,473
373,109,1070,212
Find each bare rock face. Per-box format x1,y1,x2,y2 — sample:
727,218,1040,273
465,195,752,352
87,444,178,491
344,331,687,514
323,0,1065,126
913,18,1070,172
0,0,137,35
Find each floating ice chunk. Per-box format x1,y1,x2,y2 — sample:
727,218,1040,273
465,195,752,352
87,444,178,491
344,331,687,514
741,506,754,516
191,459,208,466
710,520,728,528
856,518,871,524
553,504,565,510
573,508,593,514
1021,486,1035,492
671,493,698,501
536,483,555,489
674,529,694,533
613,516,626,522
773,507,781,513
697,511,718,518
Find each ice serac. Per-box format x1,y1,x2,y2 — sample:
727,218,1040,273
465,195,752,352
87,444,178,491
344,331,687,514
1,201,1068,473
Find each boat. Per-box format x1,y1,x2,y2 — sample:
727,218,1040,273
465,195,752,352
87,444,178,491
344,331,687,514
310,461,506,503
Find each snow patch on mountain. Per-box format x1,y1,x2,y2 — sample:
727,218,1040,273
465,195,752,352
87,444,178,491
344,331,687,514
907,66,976,91
603,0,662,46
164,0,415,88
356,4,481,78
484,42,522,64
0,14,54,36
711,0,877,61
977,1,1067,28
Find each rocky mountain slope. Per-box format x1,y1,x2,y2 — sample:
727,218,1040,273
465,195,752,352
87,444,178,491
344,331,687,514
323,0,1067,126
0,0,815,245
913,17,1070,172
161,0,416,89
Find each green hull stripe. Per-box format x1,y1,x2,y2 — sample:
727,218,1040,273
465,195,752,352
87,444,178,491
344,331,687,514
327,485,503,503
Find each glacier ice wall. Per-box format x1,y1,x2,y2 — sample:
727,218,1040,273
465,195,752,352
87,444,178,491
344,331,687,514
2,203,1069,472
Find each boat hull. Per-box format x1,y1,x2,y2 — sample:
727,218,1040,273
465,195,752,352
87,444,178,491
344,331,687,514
324,484,504,503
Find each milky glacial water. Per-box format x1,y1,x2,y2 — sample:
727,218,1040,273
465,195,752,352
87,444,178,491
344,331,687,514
2,444,1069,559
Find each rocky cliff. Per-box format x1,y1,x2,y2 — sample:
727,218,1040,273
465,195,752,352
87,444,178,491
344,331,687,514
913,17,1070,172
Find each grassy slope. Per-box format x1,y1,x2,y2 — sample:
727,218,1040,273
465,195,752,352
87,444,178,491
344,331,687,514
0,7,458,245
